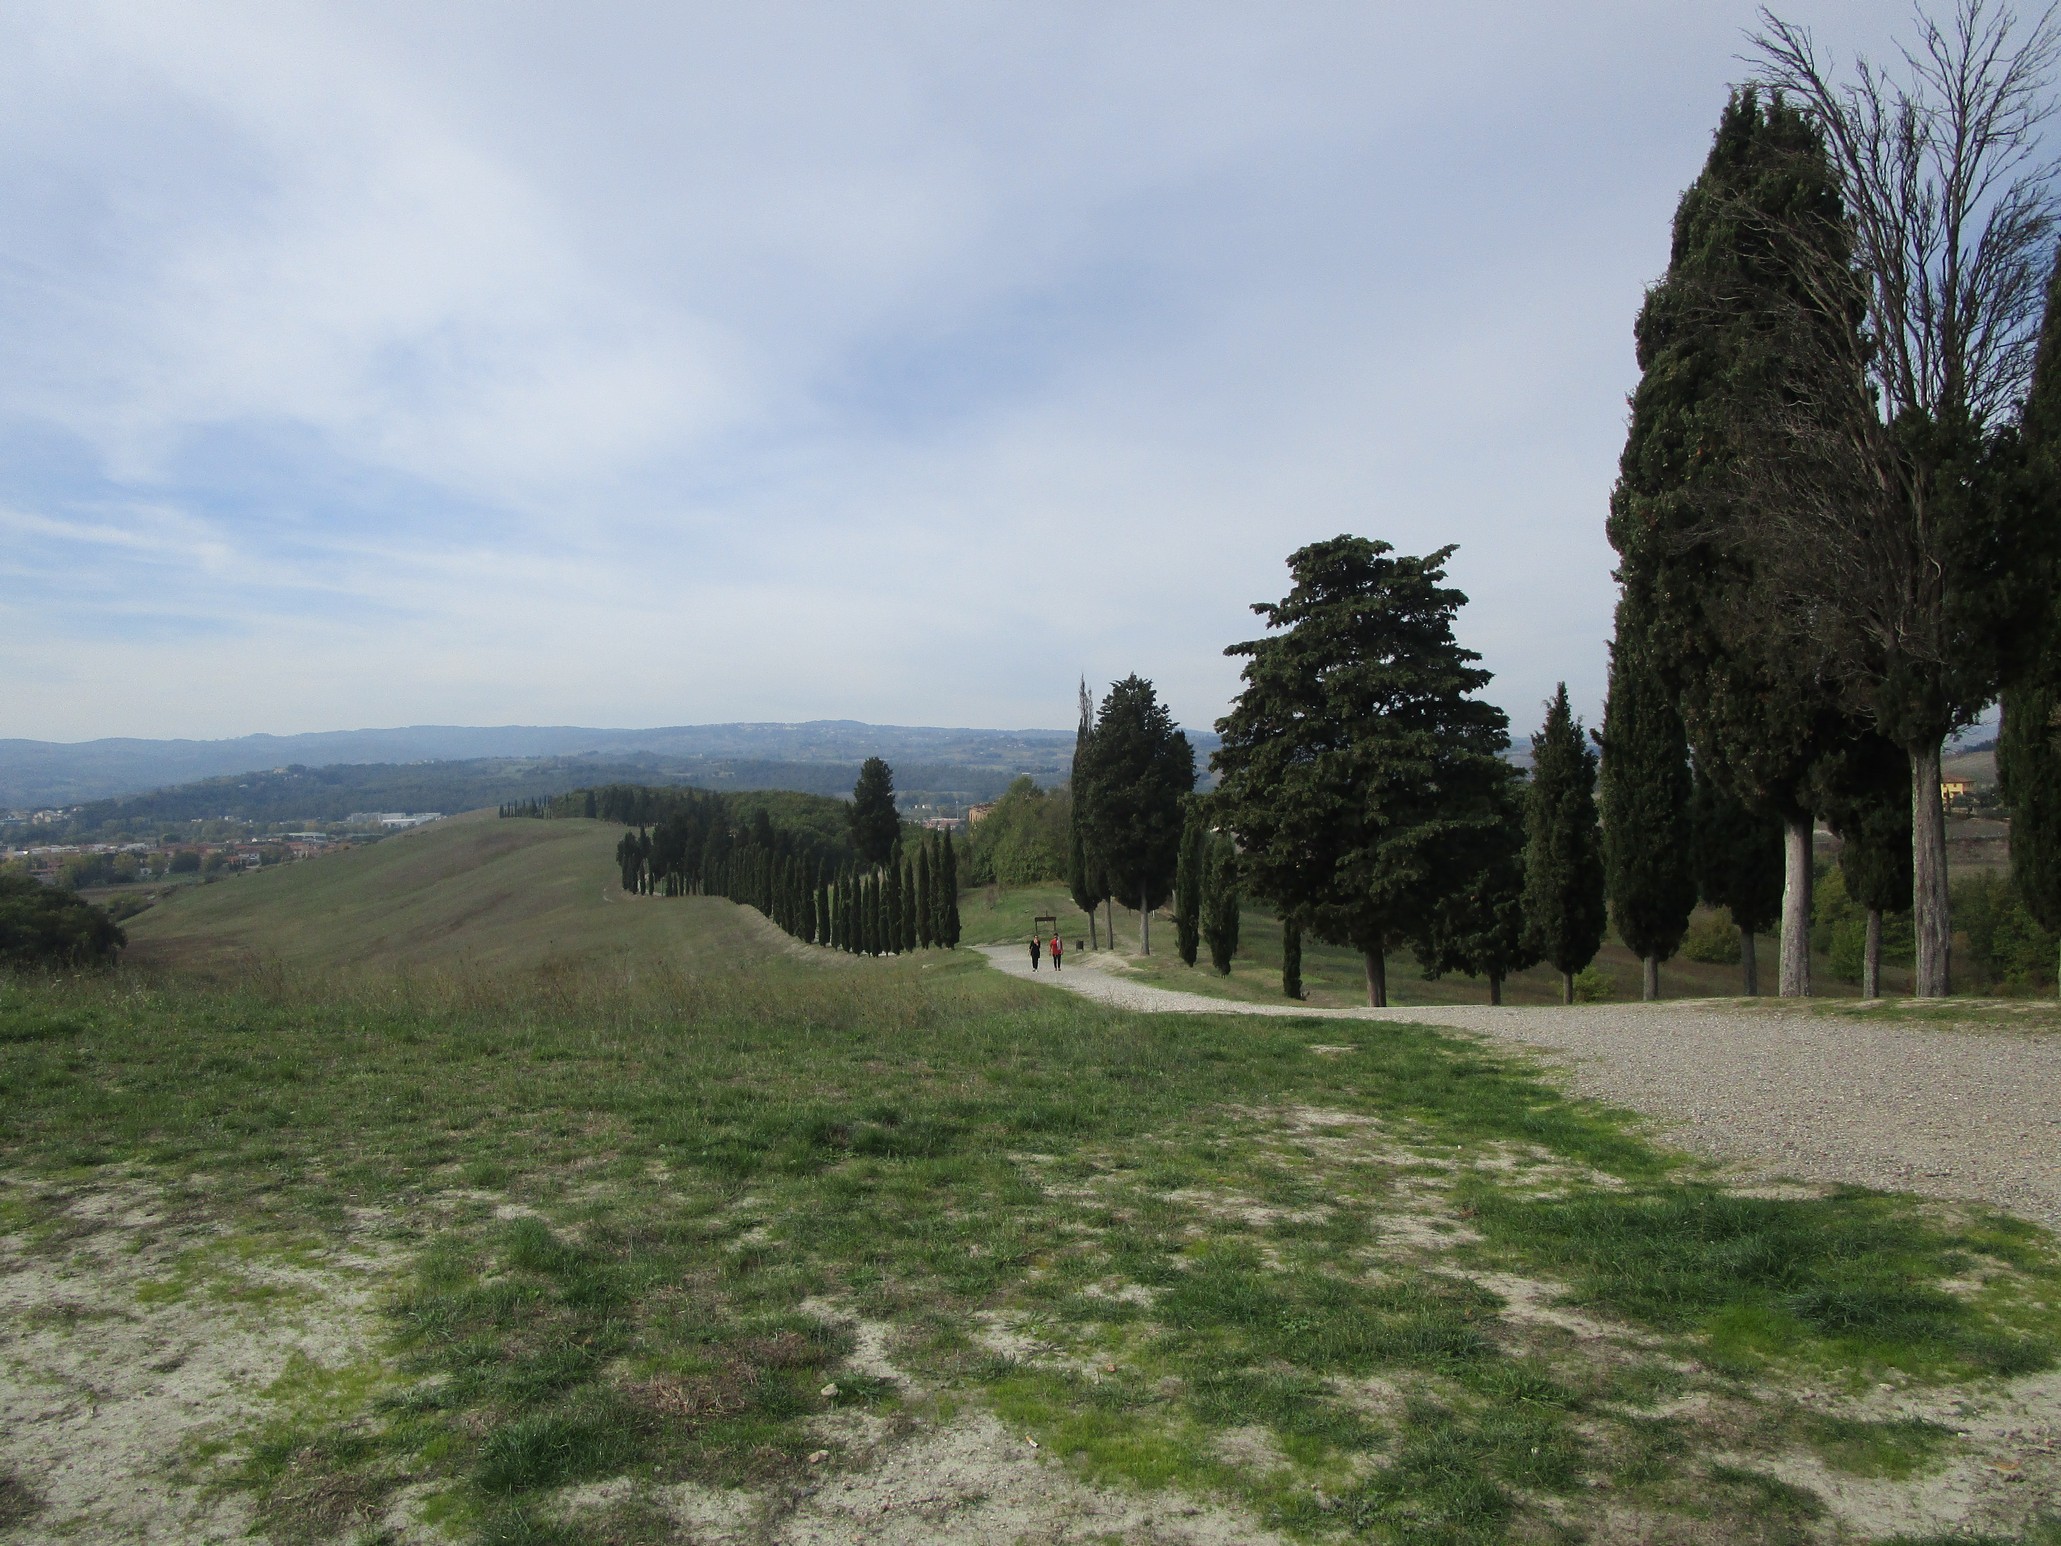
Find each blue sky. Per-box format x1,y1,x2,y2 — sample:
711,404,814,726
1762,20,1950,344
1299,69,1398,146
0,1,1908,743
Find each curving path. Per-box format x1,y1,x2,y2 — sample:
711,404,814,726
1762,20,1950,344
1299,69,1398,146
978,946,2061,1229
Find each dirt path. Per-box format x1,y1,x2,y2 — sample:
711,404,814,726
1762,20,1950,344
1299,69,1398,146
978,946,2061,1229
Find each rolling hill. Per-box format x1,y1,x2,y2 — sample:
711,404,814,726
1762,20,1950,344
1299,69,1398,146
121,811,791,979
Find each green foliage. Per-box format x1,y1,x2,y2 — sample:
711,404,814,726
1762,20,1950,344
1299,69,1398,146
1521,685,1606,981
1416,766,1535,998
1067,679,1108,930
847,758,900,868
168,850,201,874
1200,831,1240,975
1077,676,1193,917
2000,676,2061,941
1215,536,1513,979
1690,762,1784,937
1817,734,1915,916
1813,868,1915,985
1569,964,1614,1003
1681,910,1742,965
1172,808,1206,967
1599,598,1697,965
0,875,125,970
1950,872,2059,996
965,777,1071,887
1608,87,1855,826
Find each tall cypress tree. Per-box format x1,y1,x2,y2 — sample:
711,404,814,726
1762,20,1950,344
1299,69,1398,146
1608,88,1860,997
2001,252,2061,998
1689,766,1784,995
941,832,961,947
1172,807,1207,967
1281,915,1303,1000
914,842,934,949
1598,600,1696,1000
1200,831,1241,975
1067,678,1107,949
885,863,903,954
1522,684,1607,1003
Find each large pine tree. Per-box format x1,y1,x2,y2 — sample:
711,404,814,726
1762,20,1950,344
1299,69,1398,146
1215,537,1513,1008
1522,684,1607,1003
1599,597,1697,1000
1417,766,1535,1004
1079,676,1194,955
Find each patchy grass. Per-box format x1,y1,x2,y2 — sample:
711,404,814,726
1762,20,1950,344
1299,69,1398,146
3,945,2059,1543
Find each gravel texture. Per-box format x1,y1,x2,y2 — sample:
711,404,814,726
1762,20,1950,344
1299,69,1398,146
979,946,2061,1229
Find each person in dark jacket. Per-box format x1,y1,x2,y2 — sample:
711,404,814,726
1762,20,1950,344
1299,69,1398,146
1028,935,1041,971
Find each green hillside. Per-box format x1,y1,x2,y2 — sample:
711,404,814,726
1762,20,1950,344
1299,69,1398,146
123,811,788,979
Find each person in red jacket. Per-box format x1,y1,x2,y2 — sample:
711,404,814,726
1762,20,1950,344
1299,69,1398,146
1049,933,1063,972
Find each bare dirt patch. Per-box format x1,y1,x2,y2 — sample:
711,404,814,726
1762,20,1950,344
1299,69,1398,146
0,1176,390,1545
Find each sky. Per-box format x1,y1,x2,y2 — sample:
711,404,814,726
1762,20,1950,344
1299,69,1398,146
0,1,1914,744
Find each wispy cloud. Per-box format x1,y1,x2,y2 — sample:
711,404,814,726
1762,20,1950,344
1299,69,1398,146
0,1,1913,740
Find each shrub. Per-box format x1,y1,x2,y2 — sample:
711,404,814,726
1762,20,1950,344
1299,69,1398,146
1681,909,1741,964
168,851,201,874
0,875,125,969
1570,964,1614,1002
1951,871,2058,995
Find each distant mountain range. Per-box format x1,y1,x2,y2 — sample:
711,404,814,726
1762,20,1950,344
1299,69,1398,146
0,721,1224,810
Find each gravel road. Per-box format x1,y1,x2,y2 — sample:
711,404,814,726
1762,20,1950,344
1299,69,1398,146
979,945,2061,1229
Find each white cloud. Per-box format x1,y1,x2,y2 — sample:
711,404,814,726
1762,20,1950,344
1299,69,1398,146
0,0,1924,740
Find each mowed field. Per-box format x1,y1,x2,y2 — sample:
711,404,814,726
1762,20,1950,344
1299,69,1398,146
3,812,2059,1545
121,813,789,980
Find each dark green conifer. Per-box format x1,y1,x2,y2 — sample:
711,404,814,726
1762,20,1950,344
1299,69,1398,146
1417,767,1536,1003
1281,915,1303,1000
1078,675,1194,955
1067,678,1107,949
1690,765,1784,995
915,843,934,948
942,832,961,947
1172,807,1207,967
1200,832,1240,974
849,759,901,868
1598,601,1696,1000
1522,684,1607,1002
1816,736,1913,998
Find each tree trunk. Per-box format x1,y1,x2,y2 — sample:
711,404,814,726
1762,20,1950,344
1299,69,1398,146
1105,896,1115,953
1910,738,1951,997
1642,955,1659,1002
1087,907,1098,951
1363,946,1387,1008
1488,971,1503,1007
1140,887,1150,955
1741,931,1758,996
1863,909,1883,999
1780,811,1813,998
1562,969,1575,1005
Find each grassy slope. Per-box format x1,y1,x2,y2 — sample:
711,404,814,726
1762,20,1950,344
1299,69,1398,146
120,812,782,979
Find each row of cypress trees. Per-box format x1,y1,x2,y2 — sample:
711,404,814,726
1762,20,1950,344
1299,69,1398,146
1594,83,2061,1000
808,832,961,955
1171,808,1240,974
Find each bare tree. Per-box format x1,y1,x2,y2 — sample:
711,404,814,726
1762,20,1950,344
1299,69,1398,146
1742,1,2061,995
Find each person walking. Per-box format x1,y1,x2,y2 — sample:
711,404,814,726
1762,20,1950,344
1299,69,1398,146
1049,933,1063,972
1028,935,1041,971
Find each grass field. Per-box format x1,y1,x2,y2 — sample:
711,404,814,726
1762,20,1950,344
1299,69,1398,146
4,816,2058,1544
